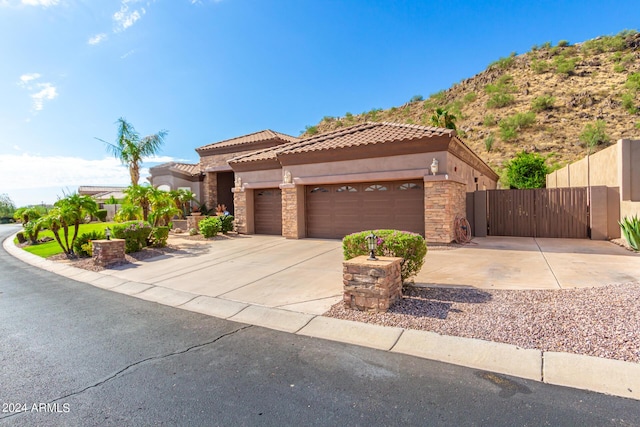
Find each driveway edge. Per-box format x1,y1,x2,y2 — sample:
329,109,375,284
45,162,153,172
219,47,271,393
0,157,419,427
4,233,639,401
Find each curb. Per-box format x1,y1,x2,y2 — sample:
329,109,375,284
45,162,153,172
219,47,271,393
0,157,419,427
4,234,639,401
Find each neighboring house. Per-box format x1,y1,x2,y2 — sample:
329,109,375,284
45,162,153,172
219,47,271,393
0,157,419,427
546,138,640,239
78,186,127,199
150,130,298,215
150,122,498,243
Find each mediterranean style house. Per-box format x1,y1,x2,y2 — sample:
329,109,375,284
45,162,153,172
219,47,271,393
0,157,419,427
150,122,498,243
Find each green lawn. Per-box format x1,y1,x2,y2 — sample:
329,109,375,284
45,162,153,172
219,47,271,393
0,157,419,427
17,222,118,258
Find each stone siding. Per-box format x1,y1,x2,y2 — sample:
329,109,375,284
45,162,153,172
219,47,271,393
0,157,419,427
92,239,126,266
202,172,218,210
233,187,248,234
343,256,403,312
280,184,299,239
424,179,466,243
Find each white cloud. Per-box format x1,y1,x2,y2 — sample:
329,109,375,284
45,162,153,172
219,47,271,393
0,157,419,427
18,73,58,112
88,33,108,45
113,0,146,32
120,49,135,59
31,83,58,111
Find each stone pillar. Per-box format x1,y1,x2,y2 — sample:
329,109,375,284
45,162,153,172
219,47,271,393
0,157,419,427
343,256,403,312
92,239,126,266
186,215,207,232
280,183,305,239
203,172,218,209
424,176,466,243
232,186,253,234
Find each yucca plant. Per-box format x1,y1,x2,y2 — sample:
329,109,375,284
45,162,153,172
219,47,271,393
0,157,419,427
619,215,640,251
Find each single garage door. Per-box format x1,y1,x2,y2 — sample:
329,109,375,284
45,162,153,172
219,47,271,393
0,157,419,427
306,180,424,239
254,188,282,235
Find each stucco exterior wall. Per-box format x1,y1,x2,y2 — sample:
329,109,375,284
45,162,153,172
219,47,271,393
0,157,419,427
447,153,498,192
235,169,283,189
151,175,202,201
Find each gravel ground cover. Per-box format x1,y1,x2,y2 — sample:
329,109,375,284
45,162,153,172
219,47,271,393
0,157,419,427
325,283,640,363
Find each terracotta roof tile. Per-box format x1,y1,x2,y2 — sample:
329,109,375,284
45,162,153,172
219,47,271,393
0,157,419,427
279,122,454,155
229,122,455,164
196,129,299,152
150,162,201,176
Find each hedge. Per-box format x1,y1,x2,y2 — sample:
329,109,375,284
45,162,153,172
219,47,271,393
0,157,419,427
112,221,152,253
342,229,427,282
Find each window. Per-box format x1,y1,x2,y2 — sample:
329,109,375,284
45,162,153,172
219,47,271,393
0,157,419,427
336,185,357,193
398,183,421,191
257,190,273,197
309,187,329,193
364,184,387,191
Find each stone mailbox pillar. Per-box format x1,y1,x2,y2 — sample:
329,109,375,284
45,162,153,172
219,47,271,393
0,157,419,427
92,239,126,266
342,256,403,312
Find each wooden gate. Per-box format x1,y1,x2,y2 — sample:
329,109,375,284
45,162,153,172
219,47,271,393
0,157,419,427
486,188,588,238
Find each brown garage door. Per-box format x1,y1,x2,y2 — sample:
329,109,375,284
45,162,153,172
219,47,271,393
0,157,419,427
254,188,282,235
306,180,424,239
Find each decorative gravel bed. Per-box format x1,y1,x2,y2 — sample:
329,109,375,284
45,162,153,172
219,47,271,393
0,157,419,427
325,283,640,363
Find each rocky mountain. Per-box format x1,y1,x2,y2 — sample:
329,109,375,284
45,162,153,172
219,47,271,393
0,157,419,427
303,31,640,172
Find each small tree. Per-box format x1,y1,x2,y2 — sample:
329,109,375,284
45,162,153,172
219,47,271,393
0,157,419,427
505,151,549,189
430,108,457,130
579,120,610,149
0,194,16,218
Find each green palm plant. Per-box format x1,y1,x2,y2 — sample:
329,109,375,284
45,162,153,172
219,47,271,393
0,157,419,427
124,185,155,221
149,190,180,226
430,108,457,130
114,203,143,222
97,118,168,186
43,194,98,256
178,188,197,216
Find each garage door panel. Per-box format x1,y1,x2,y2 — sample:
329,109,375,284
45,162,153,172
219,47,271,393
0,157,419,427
254,188,282,235
306,180,424,239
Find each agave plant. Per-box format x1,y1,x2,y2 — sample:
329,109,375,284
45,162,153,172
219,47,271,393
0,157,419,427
619,215,640,251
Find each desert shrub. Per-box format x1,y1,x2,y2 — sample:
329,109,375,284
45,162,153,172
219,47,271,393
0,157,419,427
622,92,638,114
409,94,424,103
489,52,516,70
189,227,198,236
613,63,626,73
487,93,515,108
554,55,576,75
304,125,318,135
485,75,517,108
112,220,152,253
531,95,556,112
198,216,222,238
148,226,169,248
505,151,549,189
625,73,640,92
619,216,640,251
73,230,106,257
95,209,108,222
557,40,570,47
485,133,495,152
530,59,550,74
499,112,536,141
463,92,477,103
583,34,626,55
342,230,427,283
483,114,497,127
579,120,610,148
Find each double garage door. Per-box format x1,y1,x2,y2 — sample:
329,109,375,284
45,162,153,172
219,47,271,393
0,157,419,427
306,180,424,239
253,180,425,238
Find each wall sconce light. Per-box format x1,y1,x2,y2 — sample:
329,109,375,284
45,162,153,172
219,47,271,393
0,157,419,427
430,158,439,175
105,227,111,240
366,232,378,261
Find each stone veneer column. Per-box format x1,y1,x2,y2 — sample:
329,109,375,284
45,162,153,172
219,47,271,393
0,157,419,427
92,239,126,266
343,256,403,312
280,183,305,239
203,172,218,209
423,176,466,243
232,185,248,234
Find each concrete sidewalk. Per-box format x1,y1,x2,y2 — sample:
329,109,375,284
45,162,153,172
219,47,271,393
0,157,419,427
4,232,640,401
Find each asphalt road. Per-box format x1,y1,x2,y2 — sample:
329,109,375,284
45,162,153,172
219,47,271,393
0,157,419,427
1,224,639,426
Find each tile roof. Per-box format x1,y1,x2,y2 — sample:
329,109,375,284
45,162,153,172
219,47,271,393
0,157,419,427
279,122,454,155
196,129,299,152
150,162,201,176
229,122,454,164
78,185,128,195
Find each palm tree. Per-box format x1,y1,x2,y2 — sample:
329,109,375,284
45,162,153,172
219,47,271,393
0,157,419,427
124,185,155,221
430,108,457,130
43,194,98,256
98,118,168,186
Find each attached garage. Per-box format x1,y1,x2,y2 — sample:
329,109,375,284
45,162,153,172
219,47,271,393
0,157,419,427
254,188,282,235
306,180,424,239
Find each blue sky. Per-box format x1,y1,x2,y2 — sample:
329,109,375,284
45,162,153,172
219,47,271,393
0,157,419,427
0,0,637,207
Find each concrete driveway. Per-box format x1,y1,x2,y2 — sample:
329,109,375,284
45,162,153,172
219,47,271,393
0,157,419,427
415,236,640,290
101,235,345,314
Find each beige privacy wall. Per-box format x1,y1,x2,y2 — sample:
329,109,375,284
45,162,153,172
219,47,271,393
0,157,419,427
546,139,640,221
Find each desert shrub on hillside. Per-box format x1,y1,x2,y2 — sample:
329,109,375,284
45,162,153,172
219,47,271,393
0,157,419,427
499,112,536,141
531,95,556,112
579,120,610,148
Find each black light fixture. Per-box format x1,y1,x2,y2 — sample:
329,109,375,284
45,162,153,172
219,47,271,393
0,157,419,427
366,232,378,261
105,227,111,240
